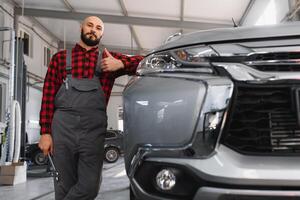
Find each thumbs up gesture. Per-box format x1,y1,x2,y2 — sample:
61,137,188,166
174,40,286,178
100,48,124,72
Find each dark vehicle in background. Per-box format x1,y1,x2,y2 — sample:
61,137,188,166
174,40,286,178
26,130,124,165
124,22,300,200
104,130,124,163
25,143,48,166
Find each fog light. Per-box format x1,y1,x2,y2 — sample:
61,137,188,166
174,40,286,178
156,169,176,190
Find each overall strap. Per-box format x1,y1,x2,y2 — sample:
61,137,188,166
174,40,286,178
95,46,104,77
66,49,72,78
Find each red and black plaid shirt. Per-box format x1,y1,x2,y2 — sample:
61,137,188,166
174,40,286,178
39,43,144,135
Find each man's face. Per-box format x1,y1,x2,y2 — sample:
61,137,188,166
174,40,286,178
80,16,104,47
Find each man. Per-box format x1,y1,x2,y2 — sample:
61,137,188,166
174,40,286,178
38,16,143,200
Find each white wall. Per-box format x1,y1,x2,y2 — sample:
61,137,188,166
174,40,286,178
25,86,42,144
107,75,129,130
18,16,58,78
107,96,122,130
0,71,9,122
242,0,290,26
0,1,16,134
0,9,4,60
0,1,14,63
1,1,59,79
0,1,59,142
0,1,12,123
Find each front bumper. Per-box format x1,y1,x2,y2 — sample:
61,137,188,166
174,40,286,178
194,187,300,200
131,180,300,200
130,145,300,200
124,65,300,200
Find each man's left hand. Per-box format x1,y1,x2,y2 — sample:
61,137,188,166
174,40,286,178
100,48,124,72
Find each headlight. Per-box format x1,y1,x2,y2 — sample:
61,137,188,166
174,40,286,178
137,45,218,75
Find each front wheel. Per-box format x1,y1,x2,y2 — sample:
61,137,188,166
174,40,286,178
33,150,48,166
104,147,119,163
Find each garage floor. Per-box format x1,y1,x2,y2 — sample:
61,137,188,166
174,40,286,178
0,159,129,200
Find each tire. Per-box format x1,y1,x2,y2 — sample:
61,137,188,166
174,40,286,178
104,147,119,163
130,185,140,200
33,150,48,166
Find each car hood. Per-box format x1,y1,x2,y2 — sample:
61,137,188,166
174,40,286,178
152,22,300,54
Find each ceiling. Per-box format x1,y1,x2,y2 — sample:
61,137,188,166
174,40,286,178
12,0,252,54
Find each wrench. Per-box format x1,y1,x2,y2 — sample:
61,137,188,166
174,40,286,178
48,154,59,182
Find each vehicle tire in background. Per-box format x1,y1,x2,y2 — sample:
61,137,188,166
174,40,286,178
104,147,119,163
33,150,48,166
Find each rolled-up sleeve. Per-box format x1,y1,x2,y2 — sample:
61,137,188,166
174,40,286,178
39,53,60,135
110,52,144,77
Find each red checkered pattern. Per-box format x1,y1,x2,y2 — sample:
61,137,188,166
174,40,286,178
39,44,144,135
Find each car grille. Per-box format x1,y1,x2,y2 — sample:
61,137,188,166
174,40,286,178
244,52,300,72
222,84,300,155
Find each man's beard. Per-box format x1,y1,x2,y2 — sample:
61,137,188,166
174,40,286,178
81,30,101,46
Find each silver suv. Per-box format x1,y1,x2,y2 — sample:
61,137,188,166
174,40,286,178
123,22,300,200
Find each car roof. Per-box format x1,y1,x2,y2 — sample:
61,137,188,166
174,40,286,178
152,21,300,54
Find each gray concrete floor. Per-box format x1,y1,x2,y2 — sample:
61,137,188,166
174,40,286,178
0,158,130,200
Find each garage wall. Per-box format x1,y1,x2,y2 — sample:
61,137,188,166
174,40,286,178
0,72,9,129
0,1,13,127
0,1,17,134
0,1,60,142
0,1,59,79
107,95,122,130
242,0,290,26
18,16,58,79
26,86,42,144
107,75,129,130
0,1,14,63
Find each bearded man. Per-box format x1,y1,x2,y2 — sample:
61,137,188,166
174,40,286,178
38,16,143,200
